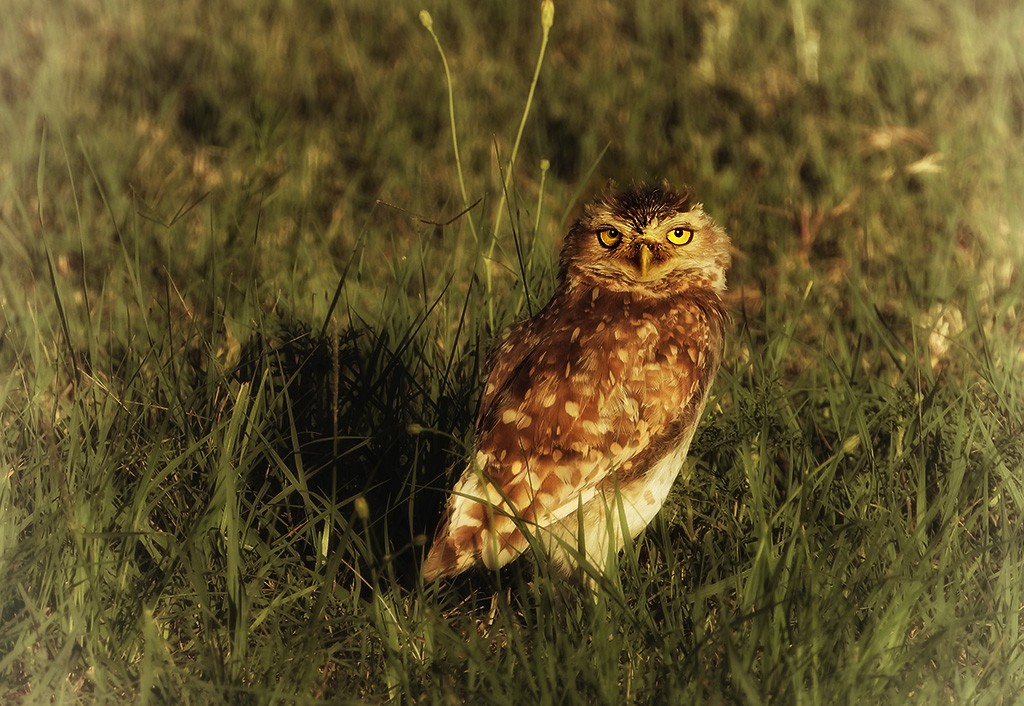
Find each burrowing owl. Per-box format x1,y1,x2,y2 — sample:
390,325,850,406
423,182,731,581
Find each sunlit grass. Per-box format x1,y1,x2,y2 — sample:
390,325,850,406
2,0,1023,703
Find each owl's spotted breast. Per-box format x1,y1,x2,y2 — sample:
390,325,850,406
422,182,731,582
478,285,724,468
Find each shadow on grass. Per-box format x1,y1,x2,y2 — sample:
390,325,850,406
231,316,478,588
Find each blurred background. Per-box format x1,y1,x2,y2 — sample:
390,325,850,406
2,1,1023,701
4,0,1021,331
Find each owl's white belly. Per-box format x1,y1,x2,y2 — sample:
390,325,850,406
540,422,700,576
616,431,695,537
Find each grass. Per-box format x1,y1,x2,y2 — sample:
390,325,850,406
2,0,1023,703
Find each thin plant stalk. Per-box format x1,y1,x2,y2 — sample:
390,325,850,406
419,10,478,245
491,0,554,242
485,1,554,326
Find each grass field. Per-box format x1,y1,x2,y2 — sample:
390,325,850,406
2,1,1024,703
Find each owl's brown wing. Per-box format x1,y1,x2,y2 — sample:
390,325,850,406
422,294,724,580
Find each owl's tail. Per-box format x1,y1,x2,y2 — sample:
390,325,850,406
422,493,531,581
421,534,465,582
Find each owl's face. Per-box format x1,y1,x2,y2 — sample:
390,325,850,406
559,183,731,296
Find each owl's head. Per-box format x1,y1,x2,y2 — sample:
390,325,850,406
559,182,731,296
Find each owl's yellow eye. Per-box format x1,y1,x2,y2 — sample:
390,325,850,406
667,227,694,246
596,228,622,248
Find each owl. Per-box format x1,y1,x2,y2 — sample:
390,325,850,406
423,182,731,582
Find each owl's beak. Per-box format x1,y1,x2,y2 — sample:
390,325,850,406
637,244,653,278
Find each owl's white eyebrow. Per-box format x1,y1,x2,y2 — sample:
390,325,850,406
659,215,697,230
594,217,634,232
